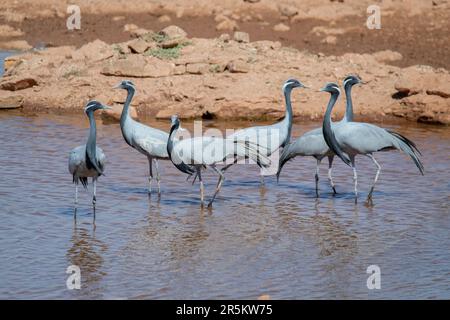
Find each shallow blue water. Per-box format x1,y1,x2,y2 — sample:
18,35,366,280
0,112,449,299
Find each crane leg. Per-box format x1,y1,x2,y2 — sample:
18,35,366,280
92,177,97,207
351,156,358,204
315,158,321,197
75,183,78,206
191,173,198,185
147,156,153,194
221,162,234,172
366,154,381,203
153,159,161,196
196,167,204,207
327,155,337,195
208,166,225,208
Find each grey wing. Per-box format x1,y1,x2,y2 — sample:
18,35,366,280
96,146,106,173
337,122,424,174
337,123,399,154
230,123,286,156
132,123,169,158
68,145,85,175
294,130,330,157
280,126,329,156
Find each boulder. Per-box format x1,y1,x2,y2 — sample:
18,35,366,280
159,25,187,48
390,93,450,125
173,65,186,75
124,23,139,32
226,60,249,73
0,93,23,109
372,50,403,63
159,25,187,39
0,78,38,91
214,14,228,23
158,15,171,23
160,25,187,39
273,23,290,32
216,18,238,31
72,40,114,62
233,31,250,43
395,66,450,97
219,33,231,42
128,38,152,54
160,38,186,49
186,63,210,74
101,55,174,78
278,4,298,17
123,24,151,38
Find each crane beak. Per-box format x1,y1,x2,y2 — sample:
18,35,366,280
112,83,121,89
102,105,112,110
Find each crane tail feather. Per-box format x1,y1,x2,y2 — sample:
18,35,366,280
387,130,422,156
388,130,424,175
236,140,271,169
73,175,89,189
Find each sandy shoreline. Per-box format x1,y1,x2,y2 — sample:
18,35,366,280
0,0,449,124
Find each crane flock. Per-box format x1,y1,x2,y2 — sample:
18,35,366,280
68,76,424,211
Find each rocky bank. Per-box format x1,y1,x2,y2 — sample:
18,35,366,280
0,25,449,124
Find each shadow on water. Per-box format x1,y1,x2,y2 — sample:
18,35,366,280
0,113,449,299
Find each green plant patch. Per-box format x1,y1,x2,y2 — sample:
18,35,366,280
144,41,192,60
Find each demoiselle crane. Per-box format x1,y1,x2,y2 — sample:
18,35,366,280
167,115,271,207
224,78,306,182
68,100,110,208
114,80,169,195
276,75,363,196
320,82,424,203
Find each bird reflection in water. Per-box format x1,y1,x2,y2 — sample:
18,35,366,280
66,221,108,296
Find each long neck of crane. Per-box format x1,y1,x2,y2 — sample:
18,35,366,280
120,86,135,128
167,123,178,162
283,86,294,144
86,110,98,171
323,91,339,134
322,90,350,166
343,83,354,122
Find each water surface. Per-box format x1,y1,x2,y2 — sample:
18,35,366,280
0,112,449,299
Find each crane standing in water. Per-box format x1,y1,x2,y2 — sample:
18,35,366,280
167,115,271,207
114,80,170,195
225,78,306,183
276,75,363,196
320,82,424,203
68,101,110,209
